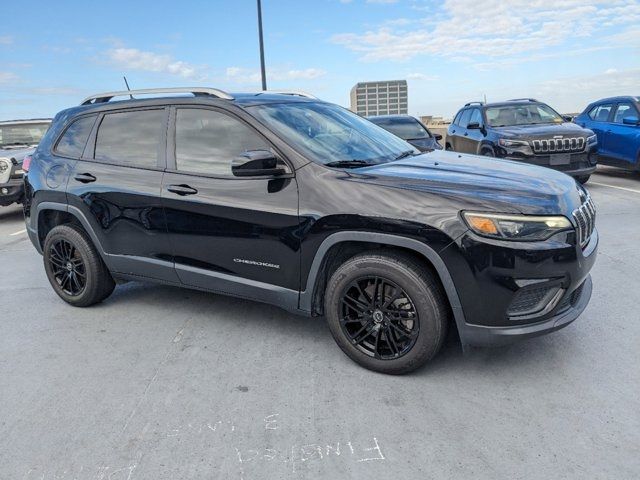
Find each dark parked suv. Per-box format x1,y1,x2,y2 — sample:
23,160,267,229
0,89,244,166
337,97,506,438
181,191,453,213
24,88,597,374
447,99,598,183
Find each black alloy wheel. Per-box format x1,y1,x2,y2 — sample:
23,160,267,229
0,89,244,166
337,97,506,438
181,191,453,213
340,276,419,360
49,239,87,296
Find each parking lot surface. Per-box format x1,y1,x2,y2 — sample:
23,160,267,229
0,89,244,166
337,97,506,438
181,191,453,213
1,167,638,479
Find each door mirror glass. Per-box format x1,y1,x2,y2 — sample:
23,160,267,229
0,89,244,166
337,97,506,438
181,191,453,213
622,115,640,126
231,150,286,177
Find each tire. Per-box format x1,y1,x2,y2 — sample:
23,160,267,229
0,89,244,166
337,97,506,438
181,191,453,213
576,175,590,184
445,144,453,151
324,251,448,374
43,224,115,307
481,149,495,157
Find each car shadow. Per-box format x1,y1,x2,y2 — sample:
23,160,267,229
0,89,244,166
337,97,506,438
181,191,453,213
595,165,640,181
0,205,24,221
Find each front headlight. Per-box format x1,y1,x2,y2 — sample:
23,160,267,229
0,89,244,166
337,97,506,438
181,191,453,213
586,134,597,145
498,138,529,148
462,211,573,241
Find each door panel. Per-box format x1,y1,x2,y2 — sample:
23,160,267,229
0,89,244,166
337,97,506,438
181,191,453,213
162,106,301,302
604,103,640,165
66,107,177,282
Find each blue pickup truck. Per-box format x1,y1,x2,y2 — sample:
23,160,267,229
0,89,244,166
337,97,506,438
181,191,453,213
574,96,640,171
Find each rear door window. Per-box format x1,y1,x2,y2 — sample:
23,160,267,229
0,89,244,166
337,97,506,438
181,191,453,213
55,115,96,158
94,109,165,168
588,104,614,122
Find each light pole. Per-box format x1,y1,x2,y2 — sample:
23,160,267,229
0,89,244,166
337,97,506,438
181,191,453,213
257,0,267,91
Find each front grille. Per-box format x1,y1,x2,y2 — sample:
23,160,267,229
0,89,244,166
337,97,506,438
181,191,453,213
572,195,596,248
531,137,585,154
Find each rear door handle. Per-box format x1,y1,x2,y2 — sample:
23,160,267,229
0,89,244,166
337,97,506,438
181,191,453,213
167,184,198,196
74,173,96,183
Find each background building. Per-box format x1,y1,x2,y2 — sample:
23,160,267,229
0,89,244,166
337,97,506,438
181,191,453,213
350,80,408,116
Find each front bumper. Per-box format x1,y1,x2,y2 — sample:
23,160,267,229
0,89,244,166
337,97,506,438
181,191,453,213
499,147,598,178
0,178,24,206
460,275,592,346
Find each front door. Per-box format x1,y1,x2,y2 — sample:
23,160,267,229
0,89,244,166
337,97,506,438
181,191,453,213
161,106,300,307
605,102,640,166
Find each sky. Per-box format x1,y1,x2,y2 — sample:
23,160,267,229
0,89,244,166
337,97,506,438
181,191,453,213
1,0,639,120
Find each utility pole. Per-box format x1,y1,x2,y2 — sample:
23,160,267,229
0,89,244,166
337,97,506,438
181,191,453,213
257,0,267,91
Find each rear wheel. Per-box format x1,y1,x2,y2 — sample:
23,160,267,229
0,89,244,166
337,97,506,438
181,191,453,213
482,149,495,157
445,144,453,151
43,224,115,307
324,251,448,374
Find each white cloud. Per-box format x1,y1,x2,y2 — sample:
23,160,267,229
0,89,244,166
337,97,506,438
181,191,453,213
106,47,206,79
0,72,19,84
367,0,399,3
226,66,326,84
407,72,438,81
332,0,640,62
0,36,13,45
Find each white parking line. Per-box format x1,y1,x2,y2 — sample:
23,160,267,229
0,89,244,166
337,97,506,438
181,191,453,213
590,182,640,195
9,229,26,236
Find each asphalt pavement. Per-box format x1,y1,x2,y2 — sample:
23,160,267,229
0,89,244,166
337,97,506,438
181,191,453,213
0,166,638,479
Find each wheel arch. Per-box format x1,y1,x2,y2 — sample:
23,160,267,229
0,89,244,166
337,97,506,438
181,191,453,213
300,232,467,334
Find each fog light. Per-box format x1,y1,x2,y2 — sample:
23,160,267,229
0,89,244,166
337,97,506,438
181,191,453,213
1,188,8,195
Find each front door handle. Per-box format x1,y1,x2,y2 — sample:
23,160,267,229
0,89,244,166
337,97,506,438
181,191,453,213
167,184,198,196
74,173,96,183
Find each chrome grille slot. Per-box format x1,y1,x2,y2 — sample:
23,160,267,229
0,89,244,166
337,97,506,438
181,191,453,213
531,137,585,154
572,195,596,248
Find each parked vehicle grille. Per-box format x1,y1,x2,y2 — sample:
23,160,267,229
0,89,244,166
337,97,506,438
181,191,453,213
531,137,585,154
572,196,596,247
556,281,586,313
0,158,11,184
507,284,563,319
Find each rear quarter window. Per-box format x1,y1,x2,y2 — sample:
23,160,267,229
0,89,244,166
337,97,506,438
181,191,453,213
54,115,97,158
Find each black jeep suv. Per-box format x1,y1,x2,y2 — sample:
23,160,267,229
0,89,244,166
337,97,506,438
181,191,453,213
24,88,597,374
447,99,598,183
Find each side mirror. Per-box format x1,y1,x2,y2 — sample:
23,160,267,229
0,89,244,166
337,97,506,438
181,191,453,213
232,150,286,177
467,122,481,130
434,133,443,141
623,115,640,126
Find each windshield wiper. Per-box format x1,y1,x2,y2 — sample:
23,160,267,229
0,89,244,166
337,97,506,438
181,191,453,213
325,160,373,168
394,149,417,160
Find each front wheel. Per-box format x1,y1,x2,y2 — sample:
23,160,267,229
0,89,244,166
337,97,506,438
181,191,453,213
324,252,448,374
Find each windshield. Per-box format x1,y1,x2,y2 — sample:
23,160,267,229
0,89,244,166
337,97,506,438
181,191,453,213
248,102,417,166
369,116,431,140
0,122,50,148
485,104,564,127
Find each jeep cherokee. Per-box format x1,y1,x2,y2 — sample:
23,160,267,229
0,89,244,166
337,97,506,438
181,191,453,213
447,99,597,183
24,88,597,374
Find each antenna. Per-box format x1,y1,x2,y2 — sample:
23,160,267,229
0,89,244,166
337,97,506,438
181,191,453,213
123,76,133,99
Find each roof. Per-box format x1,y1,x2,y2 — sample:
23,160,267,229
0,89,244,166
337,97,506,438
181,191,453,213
587,95,640,104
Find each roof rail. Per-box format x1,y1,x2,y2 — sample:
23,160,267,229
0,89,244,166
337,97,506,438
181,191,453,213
263,90,317,99
80,87,234,105
507,98,539,102
464,101,484,107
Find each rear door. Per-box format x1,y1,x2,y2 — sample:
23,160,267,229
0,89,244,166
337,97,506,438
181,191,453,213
605,102,640,166
450,109,471,152
585,103,615,158
161,106,300,306
66,107,177,282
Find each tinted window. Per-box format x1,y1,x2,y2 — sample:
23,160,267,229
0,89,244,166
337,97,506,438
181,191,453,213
369,116,430,140
588,104,614,122
453,111,463,125
94,109,165,168
458,109,472,128
175,109,270,176
469,109,483,126
485,103,562,127
55,116,95,158
613,103,636,123
0,122,50,148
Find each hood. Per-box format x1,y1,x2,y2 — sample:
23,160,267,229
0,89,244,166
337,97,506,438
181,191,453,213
0,146,36,164
354,150,584,215
495,122,592,138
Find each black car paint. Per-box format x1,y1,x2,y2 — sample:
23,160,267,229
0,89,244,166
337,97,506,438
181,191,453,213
24,94,596,347
447,102,598,178
367,115,443,152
